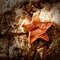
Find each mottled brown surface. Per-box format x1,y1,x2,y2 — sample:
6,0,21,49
0,1,60,60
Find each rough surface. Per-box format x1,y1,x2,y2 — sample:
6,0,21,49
0,1,60,60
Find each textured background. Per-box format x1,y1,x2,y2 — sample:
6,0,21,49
0,0,60,60
0,0,60,14
0,0,24,14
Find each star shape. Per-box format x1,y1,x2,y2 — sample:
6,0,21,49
22,15,53,44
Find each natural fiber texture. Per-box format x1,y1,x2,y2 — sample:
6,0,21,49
0,1,60,60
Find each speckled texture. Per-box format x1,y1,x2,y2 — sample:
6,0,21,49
0,1,60,60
